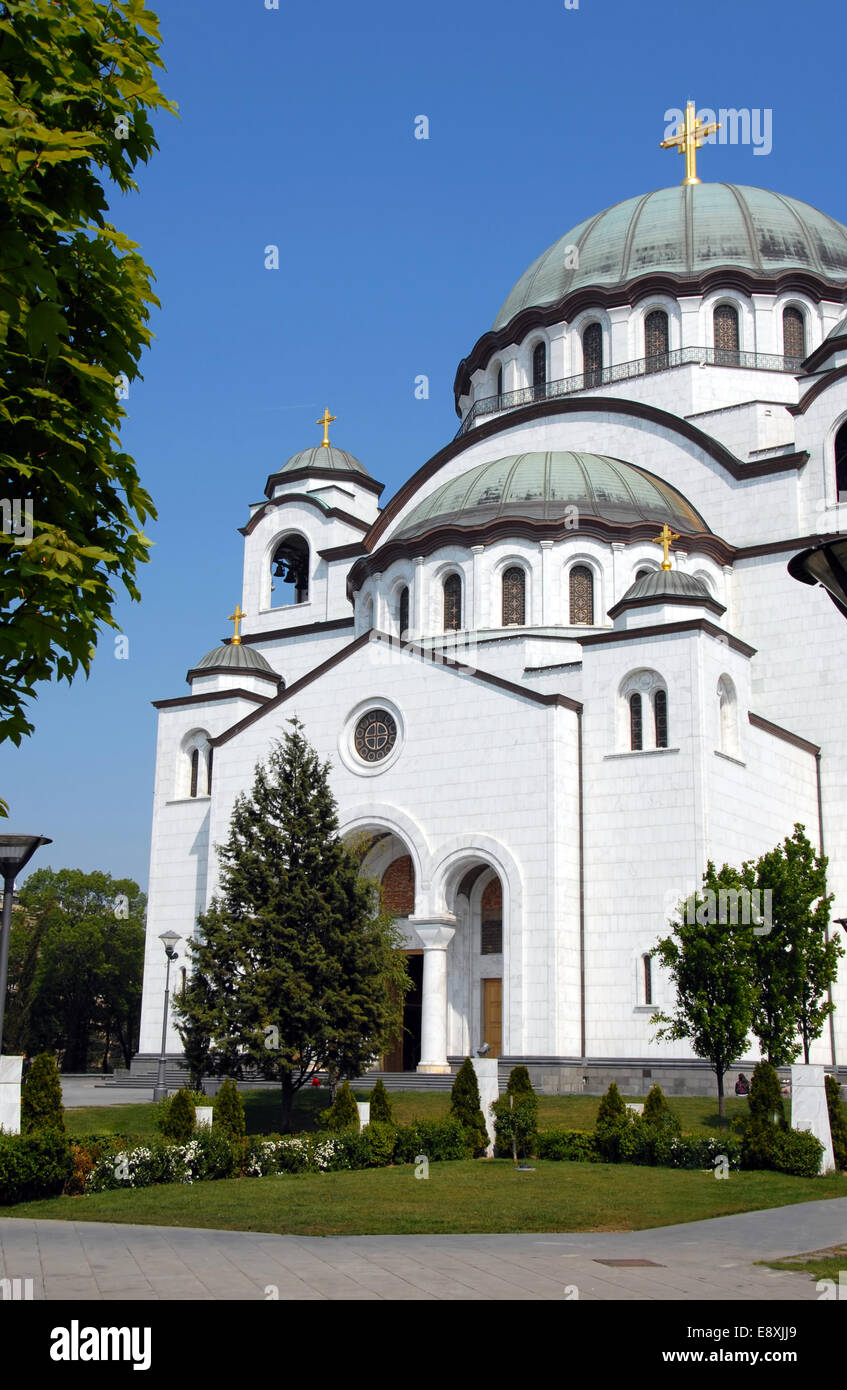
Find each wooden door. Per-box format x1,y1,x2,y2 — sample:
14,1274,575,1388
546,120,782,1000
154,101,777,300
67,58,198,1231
481,978,502,1058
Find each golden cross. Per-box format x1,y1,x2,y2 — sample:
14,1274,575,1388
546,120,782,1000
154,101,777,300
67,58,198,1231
317,407,336,447
228,603,246,645
652,524,680,570
660,100,721,186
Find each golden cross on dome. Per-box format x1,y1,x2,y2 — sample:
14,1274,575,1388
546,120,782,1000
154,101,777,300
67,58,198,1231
660,100,721,186
317,407,336,447
652,524,681,570
228,603,246,645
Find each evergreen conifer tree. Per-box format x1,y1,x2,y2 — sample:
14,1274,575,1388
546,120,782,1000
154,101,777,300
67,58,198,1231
175,722,408,1129
824,1074,847,1171
215,1077,245,1139
369,1077,393,1124
158,1087,196,1142
595,1081,627,1128
21,1052,65,1133
324,1080,360,1131
449,1058,490,1156
506,1065,534,1098
741,1061,785,1170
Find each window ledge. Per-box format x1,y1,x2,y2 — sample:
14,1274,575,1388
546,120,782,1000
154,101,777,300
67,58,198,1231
604,747,680,760
714,749,746,766
166,796,211,806
633,1005,656,1014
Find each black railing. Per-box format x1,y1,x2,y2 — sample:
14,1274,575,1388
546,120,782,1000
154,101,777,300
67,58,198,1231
457,346,803,436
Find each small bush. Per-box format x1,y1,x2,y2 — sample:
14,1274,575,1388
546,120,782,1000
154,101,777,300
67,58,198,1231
748,1062,786,1129
595,1081,627,1128
449,1058,490,1157
825,1075,847,1171
214,1078,245,1139
492,1095,537,1160
369,1078,393,1124
658,1135,742,1171
322,1081,360,1131
156,1088,196,1142
21,1053,65,1134
769,1129,824,1178
0,1131,73,1204
505,1066,535,1097
643,1086,681,1135
361,1121,397,1167
394,1118,467,1164
594,1083,631,1161
536,1129,599,1162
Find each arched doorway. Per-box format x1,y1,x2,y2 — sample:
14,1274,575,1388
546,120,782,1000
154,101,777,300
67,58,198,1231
378,853,422,1071
445,861,505,1060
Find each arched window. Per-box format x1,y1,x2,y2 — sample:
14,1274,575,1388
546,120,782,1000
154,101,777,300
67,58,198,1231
270,533,309,607
654,688,668,748
190,748,199,798
645,310,669,372
629,693,643,751
783,306,806,364
583,323,603,387
206,746,214,795
718,675,739,757
496,365,503,399
399,586,410,640
502,566,526,625
837,421,847,502
481,877,503,954
714,304,740,363
443,573,462,630
643,954,653,1006
532,342,547,399
569,565,594,624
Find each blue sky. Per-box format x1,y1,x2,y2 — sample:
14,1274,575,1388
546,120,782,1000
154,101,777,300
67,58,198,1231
2,0,844,888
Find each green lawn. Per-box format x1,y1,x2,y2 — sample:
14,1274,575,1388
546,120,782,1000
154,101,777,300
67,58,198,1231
761,1245,847,1283
7,1161,843,1237
64,1088,756,1141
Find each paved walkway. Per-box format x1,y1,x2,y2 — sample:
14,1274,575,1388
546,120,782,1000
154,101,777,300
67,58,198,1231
1,1199,845,1300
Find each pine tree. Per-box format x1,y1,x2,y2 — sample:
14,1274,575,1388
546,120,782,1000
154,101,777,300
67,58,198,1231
741,1061,785,1170
324,1080,360,1131
450,1058,490,1156
825,1074,847,1171
158,1087,196,1142
643,1085,669,1124
21,1052,65,1133
175,722,408,1130
506,1065,535,1098
215,1077,245,1139
369,1078,393,1124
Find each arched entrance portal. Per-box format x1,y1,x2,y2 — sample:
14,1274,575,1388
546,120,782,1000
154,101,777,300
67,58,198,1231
447,861,505,1061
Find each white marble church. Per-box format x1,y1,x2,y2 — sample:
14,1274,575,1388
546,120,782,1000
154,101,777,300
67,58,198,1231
138,108,847,1092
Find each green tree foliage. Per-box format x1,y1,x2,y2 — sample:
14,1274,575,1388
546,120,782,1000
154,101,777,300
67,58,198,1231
8,867,146,1070
156,1087,195,1142
492,1093,537,1162
0,1,176,771
741,1061,785,1170
505,1065,535,1098
21,1051,64,1132
652,862,757,1117
176,966,212,1092
175,722,409,1130
323,1080,360,1131
824,1074,847,1171
449,1058,490,1157
214,1078,245,1140
595,1081,627,1128
369,1077,393,1124
594,1082,632,1161
642,1085,680,1136
749,826,839,1065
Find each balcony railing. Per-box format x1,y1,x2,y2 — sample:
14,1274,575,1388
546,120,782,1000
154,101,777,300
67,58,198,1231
456,346,803,437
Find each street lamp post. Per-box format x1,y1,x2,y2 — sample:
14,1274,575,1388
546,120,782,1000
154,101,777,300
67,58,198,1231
0,835,52,1054
153,931,181,1102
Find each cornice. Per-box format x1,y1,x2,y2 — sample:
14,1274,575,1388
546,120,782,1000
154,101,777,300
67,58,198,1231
800,336,847,376
229,616,355,646
185,664,284,688
606,591,726,621
240,493,370,537
748,710,820,756
152,688,271,711
577,617,756,658
789,363,847,416
263,465,384,500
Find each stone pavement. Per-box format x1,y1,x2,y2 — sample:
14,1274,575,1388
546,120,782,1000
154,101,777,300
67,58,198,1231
1,1199,845,1300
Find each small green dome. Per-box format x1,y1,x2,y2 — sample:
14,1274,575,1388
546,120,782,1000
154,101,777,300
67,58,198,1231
494,184,847,330
394,451,709,541
280,444,371,477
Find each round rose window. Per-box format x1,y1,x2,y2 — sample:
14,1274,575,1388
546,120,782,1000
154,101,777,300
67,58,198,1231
354,709,398,763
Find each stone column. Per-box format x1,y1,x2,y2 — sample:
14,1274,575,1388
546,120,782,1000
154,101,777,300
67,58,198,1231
412,555,425,640
412,920,456,1073
470,545,485,630
539,540,554,625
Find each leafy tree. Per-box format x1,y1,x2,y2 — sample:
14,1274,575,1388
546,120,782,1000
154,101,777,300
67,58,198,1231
824,1074,847,1171
652,862,757,1117
323,1080,360,1131
449,1058,489,1157
214,1078,245,1140
175,722,408,1131
749,826,839,1065
0,0,176,780
21,1051,64,1132
10,867,145,1069
492,1093,537,1162
369,1077,393,1124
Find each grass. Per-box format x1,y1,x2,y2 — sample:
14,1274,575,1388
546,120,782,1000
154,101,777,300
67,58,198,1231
761,1245,847,1282
63,1089,757,1141
6,1162,844,1237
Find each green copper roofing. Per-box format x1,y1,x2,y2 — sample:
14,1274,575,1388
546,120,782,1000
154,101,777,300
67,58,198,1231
280,445,371,477
394,452,709,540
494,184,847,330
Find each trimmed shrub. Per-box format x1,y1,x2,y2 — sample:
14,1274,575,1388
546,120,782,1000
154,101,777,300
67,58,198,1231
825,1074,847,1171
21,1053,65,1134
449,1058,490,1157
492,1095,537,1160
505,1066,535,1097
215,1078,245,1140
643,1086,680,1133
322,1080,360,1131
658,1135,742,1171
369,1078,393,1124
361,1121,397,1167
0,1130,73,1204
749,1062,786,1129
156,1087,196,1142
536,1129,599,1162
594,1082,631,1161
769,1129,824,1179
394,1118,467,1164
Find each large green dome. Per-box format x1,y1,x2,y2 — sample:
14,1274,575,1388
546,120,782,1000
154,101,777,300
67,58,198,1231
493,184,847,330
394,452,709,541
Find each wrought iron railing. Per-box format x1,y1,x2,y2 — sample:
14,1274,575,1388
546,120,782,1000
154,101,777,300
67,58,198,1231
456,346,803,436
